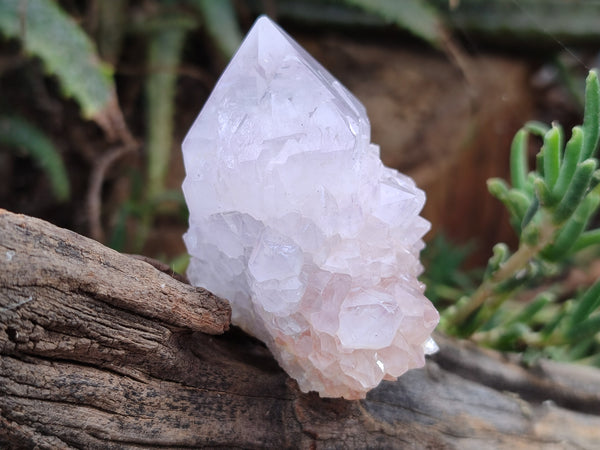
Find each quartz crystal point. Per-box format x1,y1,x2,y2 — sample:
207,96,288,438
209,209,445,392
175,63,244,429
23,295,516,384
182,16,439,399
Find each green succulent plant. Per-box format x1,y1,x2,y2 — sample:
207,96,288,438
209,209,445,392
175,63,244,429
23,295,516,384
436,71,600,366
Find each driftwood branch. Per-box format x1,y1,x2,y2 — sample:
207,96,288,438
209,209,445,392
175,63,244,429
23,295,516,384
1,209,599,449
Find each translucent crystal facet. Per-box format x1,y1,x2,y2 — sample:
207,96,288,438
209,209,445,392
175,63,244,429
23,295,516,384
182,16,439,399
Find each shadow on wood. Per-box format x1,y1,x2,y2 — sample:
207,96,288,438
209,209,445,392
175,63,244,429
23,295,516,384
1,209,599,449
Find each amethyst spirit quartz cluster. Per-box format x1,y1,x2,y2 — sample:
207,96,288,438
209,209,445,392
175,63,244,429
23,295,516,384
181,16,438,399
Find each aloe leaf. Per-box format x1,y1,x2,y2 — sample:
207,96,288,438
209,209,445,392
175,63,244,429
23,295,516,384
553,126,583,198
553,159,597,224
0,116,69,201
494,322,530,351
488,179,526,231
508,293,553,327
483,243,509,280
542,125,562,192
188,0,242,58
533,176,553,207
543,192,600,260
487,177,510,200
591,170,600,190
540,302,569,340
488,178,528,225
566,315,600,342
565,337,595,361
506,189,530,225
0,0,116,121
510,129,529,192
582,70,600,161
524,121,550,137
146,22,188,200
343,0,444,47
572,228,600,252
535,151,545,178
521,195,539,230
568,279,600,327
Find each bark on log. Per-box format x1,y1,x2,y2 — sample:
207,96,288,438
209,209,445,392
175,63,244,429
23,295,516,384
1,209,600,449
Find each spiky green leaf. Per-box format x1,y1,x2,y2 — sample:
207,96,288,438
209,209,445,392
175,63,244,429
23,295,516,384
581,70,600,160
0,116,70,201
542,125,562,191
510,129,529,192
553,159,597,224
343,0,443,47
188,0,242,58
553,126,583,198
0,0,115,119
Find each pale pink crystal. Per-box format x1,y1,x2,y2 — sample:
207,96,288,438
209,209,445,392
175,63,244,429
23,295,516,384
182,16,439,399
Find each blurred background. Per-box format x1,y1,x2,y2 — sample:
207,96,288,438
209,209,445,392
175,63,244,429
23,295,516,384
1,0,598,272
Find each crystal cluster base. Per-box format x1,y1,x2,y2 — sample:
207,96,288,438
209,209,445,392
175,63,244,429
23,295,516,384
182,16,439,399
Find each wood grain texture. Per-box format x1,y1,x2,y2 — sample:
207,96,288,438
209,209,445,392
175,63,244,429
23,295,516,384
1,209,599,449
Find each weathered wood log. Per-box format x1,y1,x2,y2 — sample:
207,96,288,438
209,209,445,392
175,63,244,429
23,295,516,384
1,209,600,449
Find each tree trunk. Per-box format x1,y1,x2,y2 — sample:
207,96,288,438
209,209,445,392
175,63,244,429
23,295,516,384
1,209,599,449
